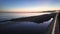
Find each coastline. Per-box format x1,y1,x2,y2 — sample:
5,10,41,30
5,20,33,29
0,13,56,23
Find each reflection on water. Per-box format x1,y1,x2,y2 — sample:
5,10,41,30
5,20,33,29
0,13,51,21
0,18,53,34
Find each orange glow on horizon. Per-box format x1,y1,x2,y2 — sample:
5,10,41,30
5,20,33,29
3,6,60,12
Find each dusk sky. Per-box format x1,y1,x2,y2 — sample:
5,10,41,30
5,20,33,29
0,0,60,12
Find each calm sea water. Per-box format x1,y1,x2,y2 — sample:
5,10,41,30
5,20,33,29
0,13,51,21
0,13,54,34
0,18,53,33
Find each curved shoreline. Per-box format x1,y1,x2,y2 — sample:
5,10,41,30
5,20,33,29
0,13,56,23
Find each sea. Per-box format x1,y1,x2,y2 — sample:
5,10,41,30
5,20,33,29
0,13,51,21
0,12,54,34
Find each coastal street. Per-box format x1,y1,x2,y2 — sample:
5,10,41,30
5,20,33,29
52,11,59,34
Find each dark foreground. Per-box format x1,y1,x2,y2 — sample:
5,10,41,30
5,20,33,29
58,13,60,34
0,13,56,34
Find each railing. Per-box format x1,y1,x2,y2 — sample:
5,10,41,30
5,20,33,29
45,10,60,34
52,12,58,34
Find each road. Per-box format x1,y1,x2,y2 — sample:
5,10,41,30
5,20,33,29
52,11,60,34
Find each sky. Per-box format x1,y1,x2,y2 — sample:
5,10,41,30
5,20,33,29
0,0,60,12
